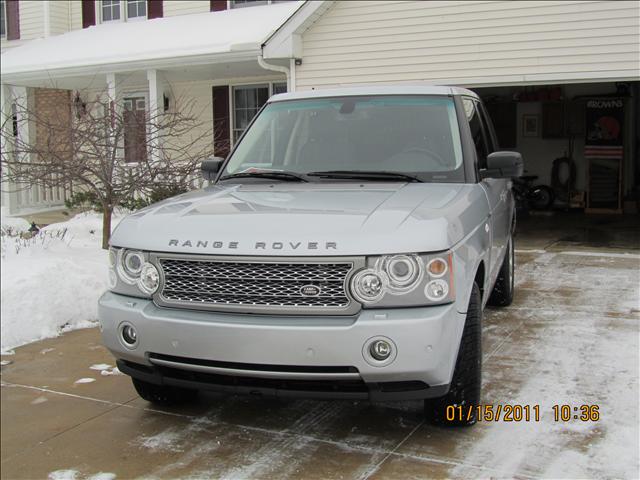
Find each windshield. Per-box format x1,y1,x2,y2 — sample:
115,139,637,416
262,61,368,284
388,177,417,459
221,95,465,182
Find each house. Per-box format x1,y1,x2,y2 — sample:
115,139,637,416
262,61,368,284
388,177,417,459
1,0,299,215
2,0,639,216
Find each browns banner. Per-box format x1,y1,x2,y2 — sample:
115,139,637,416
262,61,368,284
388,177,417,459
584,97,625,211
585,98,624,158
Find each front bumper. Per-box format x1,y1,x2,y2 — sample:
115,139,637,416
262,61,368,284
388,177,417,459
98,292,466,401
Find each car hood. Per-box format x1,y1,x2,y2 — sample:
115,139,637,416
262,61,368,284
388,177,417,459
111,182,489,256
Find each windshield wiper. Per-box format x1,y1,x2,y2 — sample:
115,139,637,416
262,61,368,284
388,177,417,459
307,170,423,183
219,171,309,182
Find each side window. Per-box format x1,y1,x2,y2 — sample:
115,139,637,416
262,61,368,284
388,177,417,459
462,97,489,169
477,101,498,153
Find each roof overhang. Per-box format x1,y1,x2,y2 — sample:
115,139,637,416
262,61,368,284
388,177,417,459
1,2,303,85
262,1,333,60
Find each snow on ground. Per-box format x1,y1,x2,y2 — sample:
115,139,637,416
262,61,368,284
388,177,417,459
0,208,30,235
1,210,125,353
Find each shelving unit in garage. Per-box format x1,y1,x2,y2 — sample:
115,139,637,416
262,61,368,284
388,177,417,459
584,98,626,214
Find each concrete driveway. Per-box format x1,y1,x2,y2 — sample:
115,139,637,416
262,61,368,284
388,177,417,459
2,213,639,479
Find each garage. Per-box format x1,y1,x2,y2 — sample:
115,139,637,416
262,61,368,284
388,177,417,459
263,0,640,220
476,81,638,215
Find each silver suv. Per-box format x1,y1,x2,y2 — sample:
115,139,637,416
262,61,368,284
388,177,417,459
99,86,522,426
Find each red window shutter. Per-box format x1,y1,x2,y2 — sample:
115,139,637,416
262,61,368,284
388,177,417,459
147,1,163,19
210,1,227,12
212,86,230,157
6,0,20,40
81,0,96,28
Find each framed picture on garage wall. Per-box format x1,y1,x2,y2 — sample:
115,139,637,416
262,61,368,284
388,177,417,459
522,114,539,137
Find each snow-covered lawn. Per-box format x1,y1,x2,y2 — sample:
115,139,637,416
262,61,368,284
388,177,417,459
1,209,124,353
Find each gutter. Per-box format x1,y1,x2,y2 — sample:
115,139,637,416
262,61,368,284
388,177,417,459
258,54,292,92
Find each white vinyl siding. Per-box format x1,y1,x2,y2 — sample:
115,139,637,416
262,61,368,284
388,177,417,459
163,1,210,17
17,0,44,40
49,1,70,35
69,0,83,31
296,0,640,90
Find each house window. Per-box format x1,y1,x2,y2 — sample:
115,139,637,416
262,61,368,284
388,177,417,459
273,82,287,95
230,0,268,8
230,0,293,8
0,0,5,37
126,0,147,19
123,97,147,163
231,82,287,143
101,0,147,23
232,85,269,143
102,0,121,22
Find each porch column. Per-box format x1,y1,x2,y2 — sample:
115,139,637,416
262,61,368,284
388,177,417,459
106,73,121,113
106,73,122,165
146,69,164,163
0,83,19,214
11,86,35,209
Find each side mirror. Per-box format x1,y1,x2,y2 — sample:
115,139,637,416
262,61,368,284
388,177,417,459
201,157,225,181
481,151,523,179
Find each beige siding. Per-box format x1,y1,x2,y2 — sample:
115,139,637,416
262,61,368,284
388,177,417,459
296,0,640,89
163,1,211,17
18,0,44,40
49,1,71,35
69,1,84,32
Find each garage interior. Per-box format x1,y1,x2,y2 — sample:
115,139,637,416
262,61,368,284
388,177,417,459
474,81,639,217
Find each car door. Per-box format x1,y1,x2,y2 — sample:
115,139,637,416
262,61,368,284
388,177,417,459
477,99,511,279
462,97,507,283
478,100,512,240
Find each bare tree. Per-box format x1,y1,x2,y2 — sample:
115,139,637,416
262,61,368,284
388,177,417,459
1,88,218,249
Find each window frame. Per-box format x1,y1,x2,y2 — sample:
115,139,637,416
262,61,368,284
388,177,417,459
229,81,287,146
229,0,293,9
122,93,149,164
100,0,147,24
462,96,491,171
0,0,6,38
125,0,147,21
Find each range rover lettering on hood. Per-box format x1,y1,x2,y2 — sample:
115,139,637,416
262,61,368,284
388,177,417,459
168,240,337,251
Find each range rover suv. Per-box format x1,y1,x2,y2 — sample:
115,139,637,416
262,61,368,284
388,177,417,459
99,86,522,426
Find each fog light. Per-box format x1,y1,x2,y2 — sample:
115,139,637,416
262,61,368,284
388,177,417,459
370,339,392,361
121,324,138,347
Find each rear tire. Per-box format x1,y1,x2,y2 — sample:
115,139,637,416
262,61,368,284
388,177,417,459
425,283,482,427
488,235,515,307
132,378,198,406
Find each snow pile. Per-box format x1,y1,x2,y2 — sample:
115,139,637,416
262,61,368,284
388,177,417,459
0,211,125,353
0,207,30,236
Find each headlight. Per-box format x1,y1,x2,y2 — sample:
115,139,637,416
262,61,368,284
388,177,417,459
379,254,422,292
137,262,160,295
117,250,145,284
350,252,454,307
352,269,386,303
109,248,159,298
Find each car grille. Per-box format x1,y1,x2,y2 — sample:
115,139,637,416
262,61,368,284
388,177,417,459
156,256,358,314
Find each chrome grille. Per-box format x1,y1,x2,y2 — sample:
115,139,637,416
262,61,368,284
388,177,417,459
156,256,358,314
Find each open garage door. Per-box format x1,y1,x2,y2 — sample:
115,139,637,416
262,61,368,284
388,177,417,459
475,81,639,216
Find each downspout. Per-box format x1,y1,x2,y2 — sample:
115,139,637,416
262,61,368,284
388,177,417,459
257,54,291,92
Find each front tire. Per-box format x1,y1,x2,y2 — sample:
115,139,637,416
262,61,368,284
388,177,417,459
425,283,482,427
488,235,515,307
132,378,198,406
